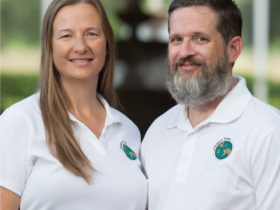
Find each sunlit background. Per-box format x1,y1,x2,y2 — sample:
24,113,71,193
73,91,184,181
1,0,280,136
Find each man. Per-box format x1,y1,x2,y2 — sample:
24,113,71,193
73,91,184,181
141,0,280,210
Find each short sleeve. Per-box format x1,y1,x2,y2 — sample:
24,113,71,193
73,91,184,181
252,127,280,210
0,107,30,196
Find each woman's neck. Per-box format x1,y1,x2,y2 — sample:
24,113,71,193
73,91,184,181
62,77,102,117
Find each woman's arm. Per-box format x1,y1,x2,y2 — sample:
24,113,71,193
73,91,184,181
0,187,20,210
1,107,30,210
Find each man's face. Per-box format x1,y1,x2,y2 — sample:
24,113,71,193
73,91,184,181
167,6,232,107
168,6,226,80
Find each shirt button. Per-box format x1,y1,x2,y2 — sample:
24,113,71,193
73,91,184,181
184,156,189,161
188,135,193,140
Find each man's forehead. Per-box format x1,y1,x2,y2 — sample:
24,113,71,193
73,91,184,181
186,5,213,14
169,6,218,32
171,6,217,21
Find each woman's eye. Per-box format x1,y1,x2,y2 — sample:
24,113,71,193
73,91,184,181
87,32,97,37
61,34,71,38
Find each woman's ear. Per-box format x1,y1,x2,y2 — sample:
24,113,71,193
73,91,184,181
227,36,243,64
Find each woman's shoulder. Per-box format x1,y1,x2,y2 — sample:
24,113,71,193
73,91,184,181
1,93,40,123
0,94,40,197
110,108,140,133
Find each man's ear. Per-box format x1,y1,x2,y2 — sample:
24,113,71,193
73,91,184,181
227,36,243,64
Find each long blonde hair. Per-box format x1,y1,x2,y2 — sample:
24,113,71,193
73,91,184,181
40,0,117,184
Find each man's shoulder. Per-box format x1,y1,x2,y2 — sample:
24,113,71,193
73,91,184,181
142,104,180,154
146,104,180,132
247,96,280,124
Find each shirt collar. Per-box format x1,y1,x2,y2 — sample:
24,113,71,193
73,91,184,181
97,93,122,125
207,76,252,124
167,104,188,129
167,76,252,128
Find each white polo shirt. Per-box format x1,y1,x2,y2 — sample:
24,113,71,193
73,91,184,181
0,93,148,210
141,76,280,210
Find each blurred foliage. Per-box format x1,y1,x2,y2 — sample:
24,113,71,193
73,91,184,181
1,74,39,112
1,0,280,49
235,0,280,48
1,0,280,110
270,0,280,51
236,0,252,47
99,0,131,39
0,0,129,48
1,0,40,48
1,73,280,113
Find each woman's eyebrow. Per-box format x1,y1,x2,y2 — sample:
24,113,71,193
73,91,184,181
56,27,102,34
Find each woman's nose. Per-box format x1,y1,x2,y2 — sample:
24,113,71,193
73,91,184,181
73,37,88,54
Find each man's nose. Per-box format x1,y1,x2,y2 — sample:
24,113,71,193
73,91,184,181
73,37,88,54
178,40,196,58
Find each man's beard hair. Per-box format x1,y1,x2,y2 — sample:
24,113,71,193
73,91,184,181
166,54,232,107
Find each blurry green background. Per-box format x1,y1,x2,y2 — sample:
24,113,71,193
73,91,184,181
1,0,280,113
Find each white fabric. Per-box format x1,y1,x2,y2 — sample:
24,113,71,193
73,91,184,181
141,76,280,210
0,93,148,210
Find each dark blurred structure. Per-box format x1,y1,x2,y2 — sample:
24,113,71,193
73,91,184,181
118,91,176,138
115,0,176,137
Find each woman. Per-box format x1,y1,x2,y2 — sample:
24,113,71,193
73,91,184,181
0,0,147,209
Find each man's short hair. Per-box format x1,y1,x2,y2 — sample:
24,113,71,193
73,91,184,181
168,0,242,45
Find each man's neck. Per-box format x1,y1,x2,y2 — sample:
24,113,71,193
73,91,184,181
187,85,235,128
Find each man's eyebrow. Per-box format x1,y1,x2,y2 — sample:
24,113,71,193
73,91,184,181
193,32,209,37
169,31,209,37
169,33,181,38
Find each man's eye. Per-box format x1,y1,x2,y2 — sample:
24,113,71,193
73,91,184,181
171,37,182,43
196,37,207,42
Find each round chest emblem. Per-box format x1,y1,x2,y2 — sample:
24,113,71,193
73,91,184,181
215,141,233,160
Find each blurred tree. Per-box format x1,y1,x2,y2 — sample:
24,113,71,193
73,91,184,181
1,0,40,48
226,0,280,49
0,0,130,48
1,0,279,49
99,0,130,39
270,0,280,50
236,0,253,47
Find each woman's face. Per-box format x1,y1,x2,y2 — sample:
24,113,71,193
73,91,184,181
52,3,107,84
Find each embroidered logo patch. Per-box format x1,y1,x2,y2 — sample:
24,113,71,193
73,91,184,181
120,141,137,160
213,138,233,160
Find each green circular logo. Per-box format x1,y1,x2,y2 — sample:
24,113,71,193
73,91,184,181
215,141,232,160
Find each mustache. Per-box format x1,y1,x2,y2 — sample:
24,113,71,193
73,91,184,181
171,57,206,71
